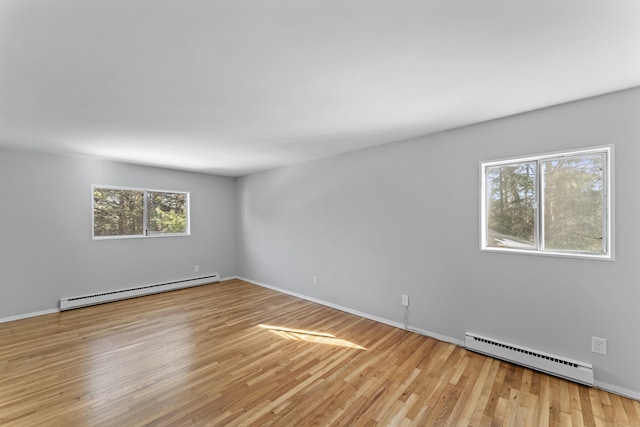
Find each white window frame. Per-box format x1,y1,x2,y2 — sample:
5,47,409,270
480,146,613,260
92,185,191,240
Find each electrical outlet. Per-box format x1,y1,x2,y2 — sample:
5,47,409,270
592,337,607,355
194,265,199,273
401,294,409,307
313,275,318,285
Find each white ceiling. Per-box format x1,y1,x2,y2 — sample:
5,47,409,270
1,1,639,176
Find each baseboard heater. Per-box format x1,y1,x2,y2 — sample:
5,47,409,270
59,274,220,311
465,332,594,386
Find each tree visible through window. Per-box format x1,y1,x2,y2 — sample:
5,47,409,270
481,147,611,258
486,161,537,249
93,186,189,238
542,155,604,253
147,191,188,235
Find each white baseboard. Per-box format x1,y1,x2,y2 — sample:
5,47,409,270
0,308,60,324
60,274,220,311
594,381,640,402
405,325,465,347
237,276,465,348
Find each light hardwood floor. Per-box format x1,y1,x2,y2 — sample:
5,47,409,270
1,279,639,426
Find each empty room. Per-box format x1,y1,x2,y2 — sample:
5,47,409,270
1,0,639,425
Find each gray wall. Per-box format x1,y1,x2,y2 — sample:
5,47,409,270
1,87,638,396
237,87,640,395
0,148,237,318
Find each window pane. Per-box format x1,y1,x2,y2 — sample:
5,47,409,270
542,155,604,253
485,162,536,249
93,189,144,236
147,191,188,234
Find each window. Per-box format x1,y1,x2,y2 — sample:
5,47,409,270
480,146,612,259
93,186,189,239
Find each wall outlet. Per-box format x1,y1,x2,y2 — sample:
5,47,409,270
313,275,318,285
194,265,199,273
592,336,607,355
401,294,409,307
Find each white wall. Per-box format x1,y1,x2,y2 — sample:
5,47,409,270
237,87,640,396
0,148,237,318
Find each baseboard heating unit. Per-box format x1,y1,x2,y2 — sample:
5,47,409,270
465,332,594,386
59,274,220,311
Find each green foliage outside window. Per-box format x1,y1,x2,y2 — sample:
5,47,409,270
483,148,609,257
93,187,189,238
486,162,536,249
148,191,188,234
93,189,144,237
542,156,604,252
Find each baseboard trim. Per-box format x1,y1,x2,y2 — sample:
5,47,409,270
594,381,640,402
2,275,231,322
405,325,465,347
0,308,60,324
60,274,220,311
237,276,465,348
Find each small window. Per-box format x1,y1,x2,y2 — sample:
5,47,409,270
93,186,189,239
147,191,189,235
480,146,612,259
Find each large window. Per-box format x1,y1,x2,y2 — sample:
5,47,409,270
480,146,612,259
93,186,190,239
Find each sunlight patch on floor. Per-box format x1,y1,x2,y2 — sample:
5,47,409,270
257,324,367,350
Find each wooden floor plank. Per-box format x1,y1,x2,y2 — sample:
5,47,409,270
0,279,638,426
